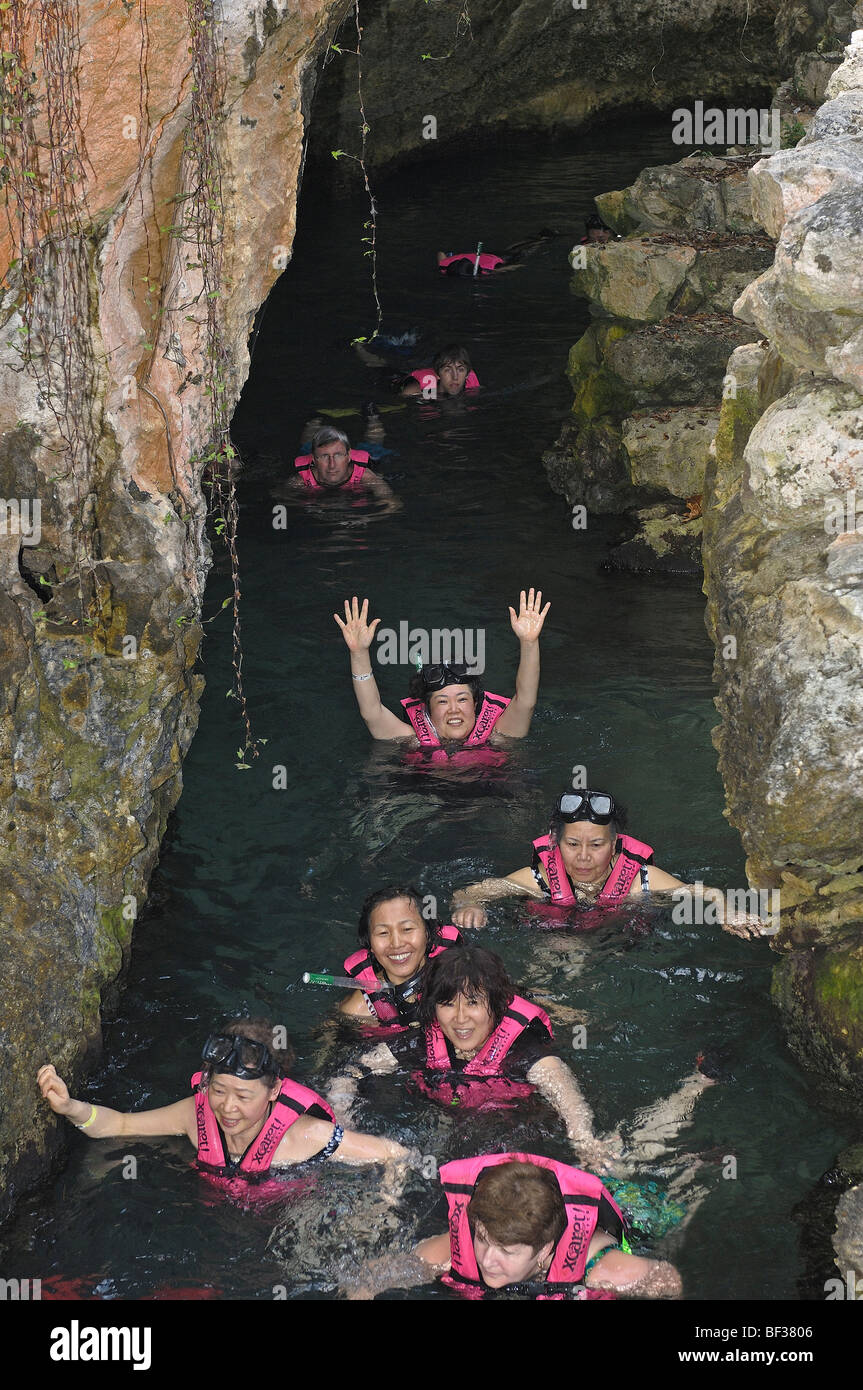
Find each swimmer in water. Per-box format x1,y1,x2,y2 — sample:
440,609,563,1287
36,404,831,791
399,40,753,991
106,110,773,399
37,1016,407,1186
333,946,632,1173
345,1153,683,1300
333,589,550,748
338,884,468,1030
451,789,775,938
398,344,480,398
285,426,397,505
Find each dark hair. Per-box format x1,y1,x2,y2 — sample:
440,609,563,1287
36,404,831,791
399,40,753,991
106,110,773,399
549,792,627,846
468,1161,566,1254
407,669,485,711
213,1015,295,1082
585,213,609,231
418,946,515,1031
432,344,472,374
358,884,434,947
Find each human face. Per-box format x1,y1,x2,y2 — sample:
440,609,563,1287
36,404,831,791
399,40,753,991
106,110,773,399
427,684,477,741
207,1072,280,1149
435,989,494,1053
368,896,428,984
438,360,468,396
557,821,616,884
472,1220,553,1289
312,440,353,488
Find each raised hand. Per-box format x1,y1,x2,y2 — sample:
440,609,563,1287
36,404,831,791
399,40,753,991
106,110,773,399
37,1064,72,1115
333,596,381,652
508,588,550,643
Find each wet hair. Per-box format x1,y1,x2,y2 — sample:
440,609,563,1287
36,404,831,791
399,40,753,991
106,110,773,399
310,426,350,453
549,793,627,847
212,1015,295,1083
418,946,514,1031
585,213,610,232
357,884,434,948
433,344,472,374
468,1161,567,1255
407,669,485,712
441,257,477,277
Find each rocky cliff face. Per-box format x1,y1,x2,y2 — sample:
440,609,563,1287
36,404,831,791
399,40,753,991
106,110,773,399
0,0,347,1220
310,0,782,170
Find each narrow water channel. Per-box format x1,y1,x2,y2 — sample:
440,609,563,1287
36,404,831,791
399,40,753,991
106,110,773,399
3,120,852,1301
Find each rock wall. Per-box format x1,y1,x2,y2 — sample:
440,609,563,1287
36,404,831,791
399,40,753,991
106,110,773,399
309,0,782,171
0,0,347,1221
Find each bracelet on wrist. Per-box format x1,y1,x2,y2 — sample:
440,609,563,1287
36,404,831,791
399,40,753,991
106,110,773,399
351,671,373,682
75,1104,98,1130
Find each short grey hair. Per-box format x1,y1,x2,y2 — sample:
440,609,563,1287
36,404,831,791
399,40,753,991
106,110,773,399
311,426,350,453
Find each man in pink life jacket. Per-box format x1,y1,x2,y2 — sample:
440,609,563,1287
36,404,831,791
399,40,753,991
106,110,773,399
37,1016,408,1189
339,884,465,1030
344,1153,683,1301
337,946,618,1173
452,789,774,937
288,426,395,503
399,344,480,398
333,589,550,753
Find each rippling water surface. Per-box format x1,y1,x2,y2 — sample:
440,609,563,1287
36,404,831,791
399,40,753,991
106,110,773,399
2,122,852,1302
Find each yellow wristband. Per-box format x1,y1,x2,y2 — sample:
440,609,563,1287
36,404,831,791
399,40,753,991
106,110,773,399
76,1104,98,1130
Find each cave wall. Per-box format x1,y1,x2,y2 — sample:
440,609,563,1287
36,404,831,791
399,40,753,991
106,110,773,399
0,0,349,1221
311,0,783,170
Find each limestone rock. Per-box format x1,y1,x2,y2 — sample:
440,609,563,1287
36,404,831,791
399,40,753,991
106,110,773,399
621,155,764,234
606,314,760,405
622,406,720,497
603,502,704,575
747,137,863,237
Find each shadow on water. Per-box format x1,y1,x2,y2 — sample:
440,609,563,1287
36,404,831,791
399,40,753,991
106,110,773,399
2,121,855,1302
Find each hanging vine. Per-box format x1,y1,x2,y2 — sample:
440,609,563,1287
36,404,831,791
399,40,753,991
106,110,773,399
0,0,103,646
420,0,473,62
183,0,258,767
329,0,383,344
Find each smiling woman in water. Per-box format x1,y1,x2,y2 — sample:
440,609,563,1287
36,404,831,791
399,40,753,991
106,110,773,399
37,1016,407,1193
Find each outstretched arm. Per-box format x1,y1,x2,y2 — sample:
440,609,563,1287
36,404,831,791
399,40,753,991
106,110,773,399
451,868,539,926
646,868,776,939
527,1056,619,1174
37,1065,194,1141
586,1245,682,1298
333,597,413,740
495,589,550,737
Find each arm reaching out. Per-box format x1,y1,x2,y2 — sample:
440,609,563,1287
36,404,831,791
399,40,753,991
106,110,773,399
451,869,540,925
333,597,413,740
527,1056,619,1173
37,1064,194,1141
495,588,550,738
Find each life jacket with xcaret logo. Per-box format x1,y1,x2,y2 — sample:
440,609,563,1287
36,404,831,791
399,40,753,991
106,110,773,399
190,1071,334,1184
400,693,510,768
438,252,504,274
411,997,552,1109
531,833,654,907
343,924,463,1029
439,1151,628,1300
409,368,480,395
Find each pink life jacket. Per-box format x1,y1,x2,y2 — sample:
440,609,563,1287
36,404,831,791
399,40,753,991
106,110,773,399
412,996,553,1109
343,924,463,1028
400,693,511,762
294,449,370,491
438,252,504,274
409,368,481,396
190,1071,335,1185
531,833,654,907
438,1151,628,1300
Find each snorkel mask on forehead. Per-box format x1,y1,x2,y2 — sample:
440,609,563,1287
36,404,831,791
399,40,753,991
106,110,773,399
201,1033,276,1081
556,791,616,825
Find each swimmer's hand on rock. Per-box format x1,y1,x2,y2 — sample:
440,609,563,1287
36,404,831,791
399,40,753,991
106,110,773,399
722,912,775,940
37,1065,74,1115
